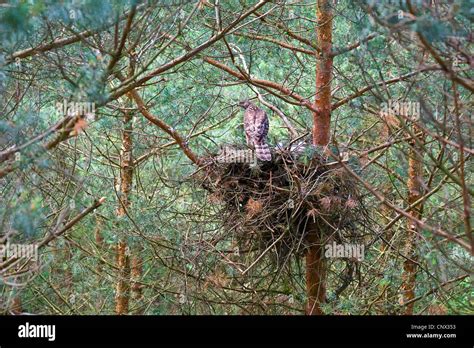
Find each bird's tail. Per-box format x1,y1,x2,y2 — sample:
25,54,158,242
255,143,272,161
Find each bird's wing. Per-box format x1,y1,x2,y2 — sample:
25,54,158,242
244,109,255,145
254,109,269,144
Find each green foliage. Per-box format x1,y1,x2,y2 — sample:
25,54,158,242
0,0,472,316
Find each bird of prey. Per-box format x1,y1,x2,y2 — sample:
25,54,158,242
239,99,271,161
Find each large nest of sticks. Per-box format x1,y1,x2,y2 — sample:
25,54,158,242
198,143,370,265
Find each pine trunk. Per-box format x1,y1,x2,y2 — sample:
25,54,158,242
401,124,424,314
131,252,144,314
10,296,22,315
313,0,333,146
114,101,134,315
305,220,327,315
306,0,333,315
115,240,130,315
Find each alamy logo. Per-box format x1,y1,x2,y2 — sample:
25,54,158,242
216,145,257,165
18,322,56,341
324,242,365,261
380,99,420,119
0,242,38,261
56,99,96,121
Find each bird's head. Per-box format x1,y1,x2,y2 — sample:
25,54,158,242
239,99,251,109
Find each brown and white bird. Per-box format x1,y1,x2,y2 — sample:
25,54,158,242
239,99,271,161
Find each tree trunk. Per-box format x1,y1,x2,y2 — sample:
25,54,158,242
94,216,104,309
116,108,133,217
313,0,333,146
114,99,134,315
10,295,22,315
115,240,130,315
401,124,424,314
64,240,73,296
95,216,104,276
305,0,333,315
305,220,327,315
131,251,144,314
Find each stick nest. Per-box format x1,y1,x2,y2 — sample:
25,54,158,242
197,144,370,265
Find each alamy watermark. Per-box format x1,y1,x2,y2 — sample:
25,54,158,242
216,145,257,165
324,241,365,262
0,242,39,262
380,99,420,119
18,322,55,342
56,100,96,121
